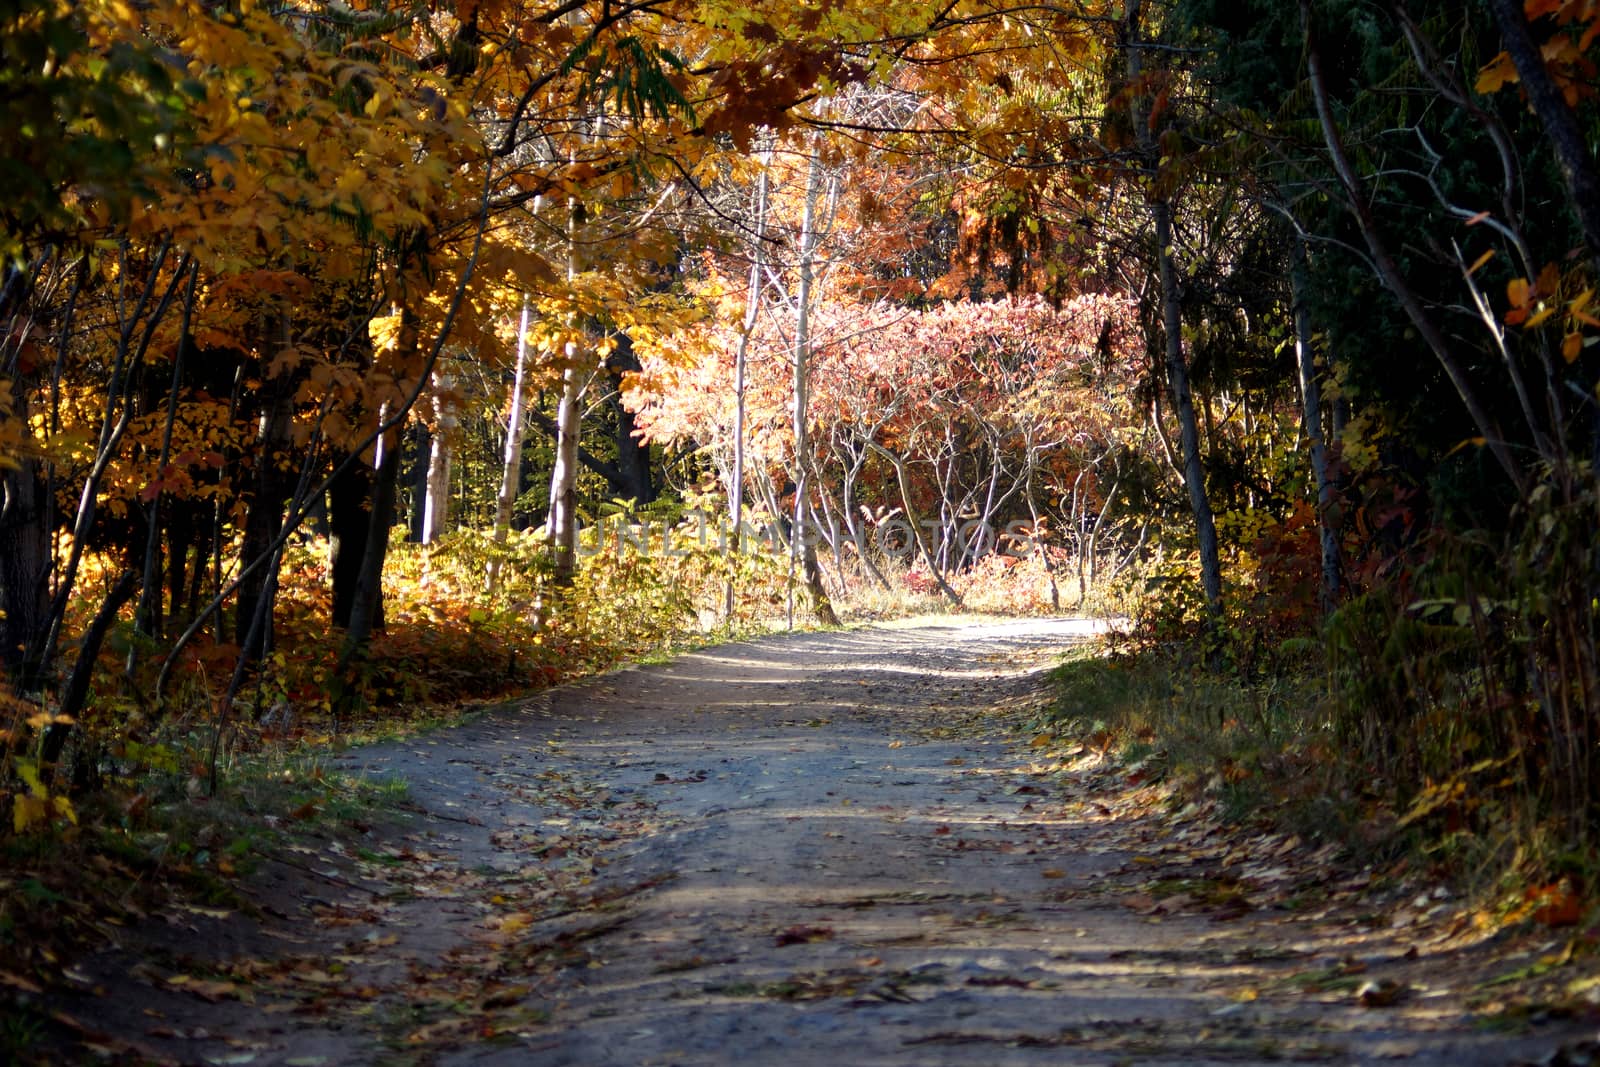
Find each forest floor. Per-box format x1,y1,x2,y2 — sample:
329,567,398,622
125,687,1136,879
27,617,1600,1065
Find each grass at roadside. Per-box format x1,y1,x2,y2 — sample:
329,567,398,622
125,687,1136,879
1026,635,1600,1033
1033,641,1348,832
0,750,413,1064
1028,633,1600,1006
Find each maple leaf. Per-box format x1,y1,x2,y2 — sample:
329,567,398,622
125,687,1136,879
1475,51,1521,94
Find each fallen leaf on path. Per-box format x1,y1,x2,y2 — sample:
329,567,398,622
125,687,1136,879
775,925,835,946
489,912,536,934
1356,979,1409,1007
165,975,245,1002
965,974,1033,988
0,969,43,993
482,984,533,1008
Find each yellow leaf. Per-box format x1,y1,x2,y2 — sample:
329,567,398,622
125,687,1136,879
1564,333,1584,362
12,794,47,834
369,313,403,355
1525,305,1558,328
491,912,534,934
1467,248,1496,275
15,759,46,798
52,796,77,826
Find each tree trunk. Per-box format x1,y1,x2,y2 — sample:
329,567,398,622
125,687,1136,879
1126,0,1222,611
546,362,588,585
406,422,429,543
604,334,654,504
422,433,450,544
1289,227,1342,610
342,416,403,653
787,143,839,628
726,151,771,618
334,304,422,647
0,261,67,689
41,570,138,777
487,297,531,592
329,458,372,629
546,192,590,586
236,367,296,662
421,375,454,546
0,454,52,689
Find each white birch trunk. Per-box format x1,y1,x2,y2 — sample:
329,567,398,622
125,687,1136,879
486,297,531,592
547,189,590,586
421,374,455,545
725,152,771,619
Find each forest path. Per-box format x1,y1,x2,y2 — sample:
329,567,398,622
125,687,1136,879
73,618,1588,1065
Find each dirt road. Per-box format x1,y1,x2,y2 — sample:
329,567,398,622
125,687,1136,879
68,618,1591,1065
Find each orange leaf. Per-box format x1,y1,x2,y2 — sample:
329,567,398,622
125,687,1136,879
1476,52,1520,94
1528,881,1583,926
1537,261,1562,295
1564,332,1584,362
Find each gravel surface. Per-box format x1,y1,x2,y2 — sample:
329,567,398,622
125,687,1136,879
63,617,1595,1065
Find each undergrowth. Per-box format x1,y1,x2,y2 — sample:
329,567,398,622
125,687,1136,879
1034,492,1600,925
0,745,414,1060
